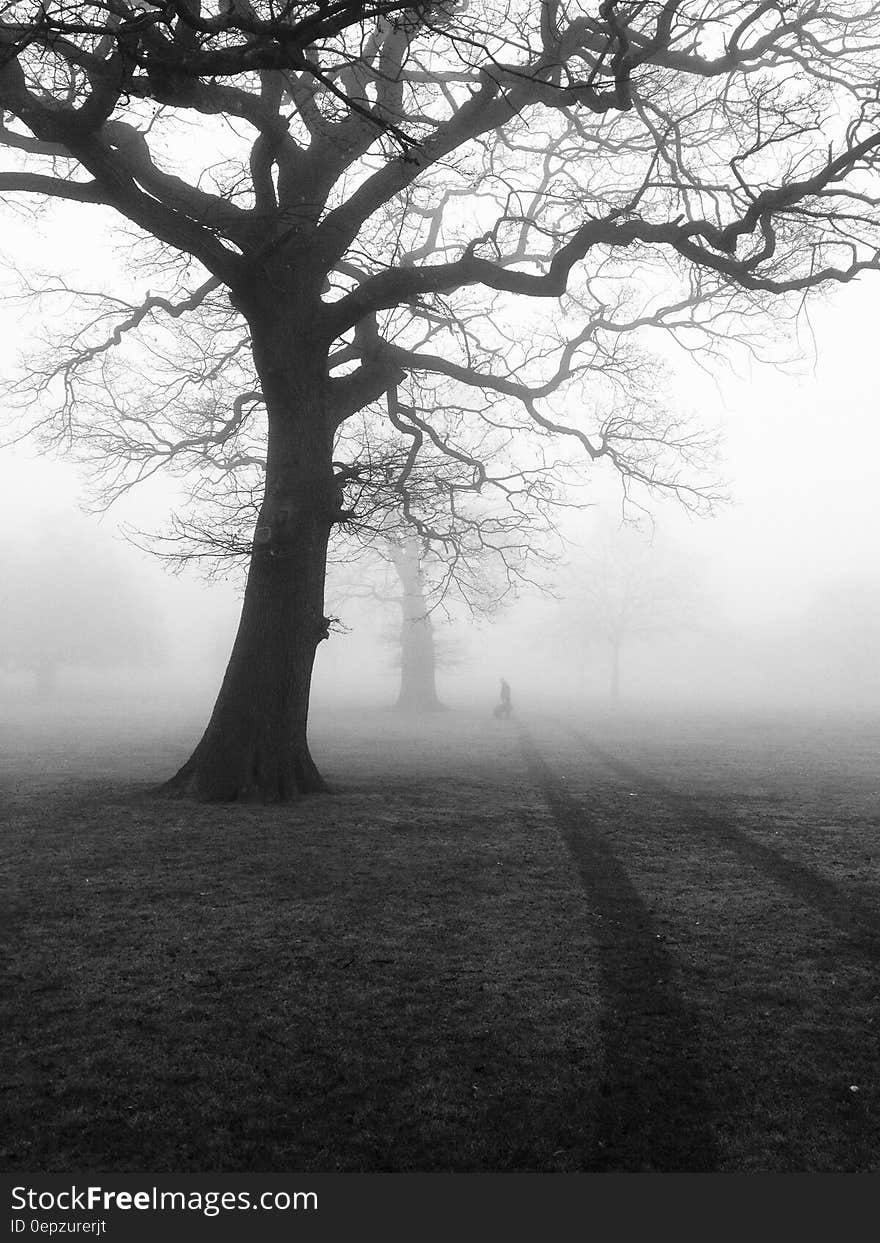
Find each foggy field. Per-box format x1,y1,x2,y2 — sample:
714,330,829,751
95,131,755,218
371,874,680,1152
2,705,879,1173
8,1,880,1212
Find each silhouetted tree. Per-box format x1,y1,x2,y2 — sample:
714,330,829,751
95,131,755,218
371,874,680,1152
3,2,880,797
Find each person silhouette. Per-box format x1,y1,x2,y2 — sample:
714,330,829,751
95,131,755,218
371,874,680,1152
498,677,512,718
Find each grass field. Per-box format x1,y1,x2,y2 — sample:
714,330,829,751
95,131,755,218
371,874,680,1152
2,702,879,1172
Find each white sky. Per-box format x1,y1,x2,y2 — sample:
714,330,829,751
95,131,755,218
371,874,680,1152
556,275,880,614
690,279,879,616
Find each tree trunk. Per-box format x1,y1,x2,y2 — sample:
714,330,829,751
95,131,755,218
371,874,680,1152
164,307,336,801
391,537,443,714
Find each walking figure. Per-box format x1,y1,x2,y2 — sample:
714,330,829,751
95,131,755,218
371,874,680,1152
494,677,513,720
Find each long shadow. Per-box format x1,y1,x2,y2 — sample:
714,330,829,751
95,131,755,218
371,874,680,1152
518,724,719,1171
567,725,880,960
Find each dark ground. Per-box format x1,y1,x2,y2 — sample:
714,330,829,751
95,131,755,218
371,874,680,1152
2,702,878,1172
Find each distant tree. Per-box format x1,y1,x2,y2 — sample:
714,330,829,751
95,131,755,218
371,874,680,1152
381,533,493,713
562,524,704,705
0,511,162,694
3,3,880,798
385,535,442,712
333,431,538,714
803,576,880,703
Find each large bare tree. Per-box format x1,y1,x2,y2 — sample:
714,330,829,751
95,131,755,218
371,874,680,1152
2,1,880,799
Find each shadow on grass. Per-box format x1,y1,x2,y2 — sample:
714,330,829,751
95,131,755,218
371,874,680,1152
568,725,880,960
519,725,718,1172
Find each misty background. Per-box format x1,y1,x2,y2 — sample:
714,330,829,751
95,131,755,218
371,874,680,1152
1,206,878,729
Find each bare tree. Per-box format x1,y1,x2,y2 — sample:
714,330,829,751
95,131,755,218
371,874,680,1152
560,523,704,704
369,531,509,713
2,2,880,798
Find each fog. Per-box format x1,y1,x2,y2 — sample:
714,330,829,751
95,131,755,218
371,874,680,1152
1,267,879,736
